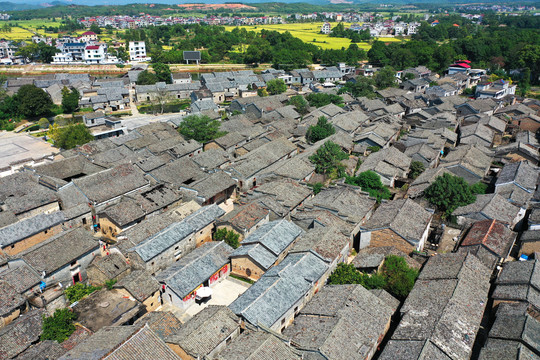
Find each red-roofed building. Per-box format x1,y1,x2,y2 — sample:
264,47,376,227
79,31,98,43
84,44,105,64
457,219,517,270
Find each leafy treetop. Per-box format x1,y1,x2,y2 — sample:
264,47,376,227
306,116,335,143
265,78,287,95
178,114,226,143
424,173,476,217
309,140,348,177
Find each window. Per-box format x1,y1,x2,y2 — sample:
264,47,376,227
281,318,285,325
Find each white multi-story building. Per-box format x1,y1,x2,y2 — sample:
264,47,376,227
321,22,332,35
129,41,148,61
84,44,106,64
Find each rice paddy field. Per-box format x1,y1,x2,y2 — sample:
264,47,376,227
224,22,407,50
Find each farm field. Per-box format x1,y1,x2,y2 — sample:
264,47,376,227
0,27,36,41
224,22,408,50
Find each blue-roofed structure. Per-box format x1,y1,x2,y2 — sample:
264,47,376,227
229,250,329,332
156,241,233,309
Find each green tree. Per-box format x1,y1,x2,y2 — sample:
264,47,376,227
41,308,77,343
288,95,309,115
16,84,53,118
136,70,159,85
178,114,226,143
265,78,287,95
153,62,172,84
309,140,348,176
339,77,376,98
424,173,476,217
54,124,94,150
61,87,80,114
306,116,335,143
345,170,391,202
214,228,240,249
89,23,102,34
306,93,343,108
409,161,426,179
374,66,397,89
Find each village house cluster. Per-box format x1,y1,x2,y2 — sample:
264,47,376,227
0,58,539,359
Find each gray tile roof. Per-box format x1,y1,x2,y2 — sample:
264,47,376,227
356,146,412,179
21,227,99,276
479,338,540,360
89,253,130,280
229,251,329,328
192,148,231,170
454,193,522,225
493,260,540,310
0,172,58,215
381,253,491,360
283,284,396,360
114,270,159,302
290,226,349,263
362,199,432,246
15,340,67,360
134,311,182,341
0,262,41,294
240,219,303,257
299,185,376,225
183,171,236,200
150,157,207,187
74,163,148,204
156,241,233,298
484,302,540,354
131,204,224,262
0,279,25,316
440,144,493,183
0,211,65,248
217,330,301,360
226,137,296,179
496,161,539,192
166,305,240,358
105,324,180,360
59,325,145,360
250,179,312,214
0,309,45,359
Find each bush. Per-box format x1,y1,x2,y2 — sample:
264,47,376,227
41,308,77,343
105,279,117,290
327,255,418,299
266,78,287,95
409,161,426,179
214,228,240,249
470,182,488,194
38,118,50,129
345,170,391,202
312,182,324,195
64,283,101,303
